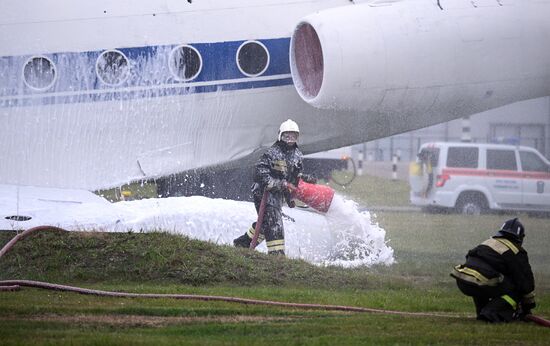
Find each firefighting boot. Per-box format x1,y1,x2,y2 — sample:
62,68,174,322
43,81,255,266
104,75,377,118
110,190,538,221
233,233,251,248
234,223,264,248
479,296,516,323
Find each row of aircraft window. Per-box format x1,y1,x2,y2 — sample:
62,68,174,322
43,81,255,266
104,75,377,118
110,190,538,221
21,41,270,91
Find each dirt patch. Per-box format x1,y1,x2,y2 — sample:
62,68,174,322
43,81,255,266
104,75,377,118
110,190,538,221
1,313,300,327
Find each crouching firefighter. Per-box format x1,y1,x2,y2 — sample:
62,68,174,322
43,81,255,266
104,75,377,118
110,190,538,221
451,218,536,323
233,119,317,255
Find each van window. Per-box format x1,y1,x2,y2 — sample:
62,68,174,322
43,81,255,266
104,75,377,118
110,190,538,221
446,147,478,168
487,150,517,171
520,151,548,172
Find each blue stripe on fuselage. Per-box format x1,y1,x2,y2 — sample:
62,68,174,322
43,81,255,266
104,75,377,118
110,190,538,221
0,38,293,108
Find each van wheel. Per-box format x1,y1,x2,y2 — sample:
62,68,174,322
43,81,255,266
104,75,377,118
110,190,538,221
455,193,488,215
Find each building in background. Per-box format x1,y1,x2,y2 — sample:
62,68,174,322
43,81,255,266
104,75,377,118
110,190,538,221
351,96,550,162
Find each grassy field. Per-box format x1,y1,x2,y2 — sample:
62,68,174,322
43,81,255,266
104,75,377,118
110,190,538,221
1,174,550,345
329,172,411,207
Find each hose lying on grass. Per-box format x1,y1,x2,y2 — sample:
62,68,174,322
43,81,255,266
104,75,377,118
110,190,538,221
1,225,549,327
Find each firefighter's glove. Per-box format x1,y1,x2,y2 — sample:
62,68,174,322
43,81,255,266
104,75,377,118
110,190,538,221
287,200,296,208
267,179,287,192
299,173,317,184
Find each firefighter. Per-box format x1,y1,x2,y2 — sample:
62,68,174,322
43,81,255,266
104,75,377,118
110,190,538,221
417,150,434,197
233,119,316,255
451,218,536,323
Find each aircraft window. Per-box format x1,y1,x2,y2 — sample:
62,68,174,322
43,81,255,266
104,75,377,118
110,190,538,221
5,215,32,221
237,41,269,77
96,50,130,86
22,56,56,91
169,45,202,81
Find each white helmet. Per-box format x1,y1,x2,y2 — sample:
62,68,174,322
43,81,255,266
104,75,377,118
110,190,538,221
278,119,300,141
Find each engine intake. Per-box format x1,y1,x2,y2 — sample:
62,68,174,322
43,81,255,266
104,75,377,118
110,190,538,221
290,2,550,115
291,23,323,101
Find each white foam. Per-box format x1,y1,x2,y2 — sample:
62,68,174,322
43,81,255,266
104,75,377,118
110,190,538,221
1,185,394,267
322,194,394,267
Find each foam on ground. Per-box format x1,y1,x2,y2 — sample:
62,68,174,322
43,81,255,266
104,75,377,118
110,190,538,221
1,185,394,267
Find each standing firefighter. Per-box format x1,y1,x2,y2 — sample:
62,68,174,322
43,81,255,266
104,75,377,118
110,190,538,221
233,119,316,255
451,218,536,323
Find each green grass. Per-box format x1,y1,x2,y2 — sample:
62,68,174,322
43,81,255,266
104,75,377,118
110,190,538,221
330,173,411,207
1,173,550,344
0,231,371,289
1,285,549,345
1,219,549,345
373,212,550,289
2,311,548,346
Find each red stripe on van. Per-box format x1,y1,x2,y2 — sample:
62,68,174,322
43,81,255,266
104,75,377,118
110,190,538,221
441,168,550,180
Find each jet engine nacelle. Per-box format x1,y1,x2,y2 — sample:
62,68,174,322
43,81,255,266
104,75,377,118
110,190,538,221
290,1,550,117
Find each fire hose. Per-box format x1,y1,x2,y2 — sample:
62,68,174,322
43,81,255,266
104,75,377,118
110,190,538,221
1,226,549,327
249,190,267,250
330,157,356,187
251,179,333,248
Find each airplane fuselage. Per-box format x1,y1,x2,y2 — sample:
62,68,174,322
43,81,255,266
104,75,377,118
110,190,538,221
1,0,549,190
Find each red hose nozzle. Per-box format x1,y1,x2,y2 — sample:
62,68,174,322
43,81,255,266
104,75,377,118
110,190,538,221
290,179,334,213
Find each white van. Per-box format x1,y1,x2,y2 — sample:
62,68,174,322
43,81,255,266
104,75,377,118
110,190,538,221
409,142,550,215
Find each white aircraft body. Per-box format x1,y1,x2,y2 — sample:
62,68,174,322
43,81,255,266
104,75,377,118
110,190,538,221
1,0,549,229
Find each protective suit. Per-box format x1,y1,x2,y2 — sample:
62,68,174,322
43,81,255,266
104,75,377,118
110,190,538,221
451,218,536,323
233,119,316,255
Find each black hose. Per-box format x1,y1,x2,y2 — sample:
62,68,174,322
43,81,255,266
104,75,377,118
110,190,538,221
330,157,356,187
